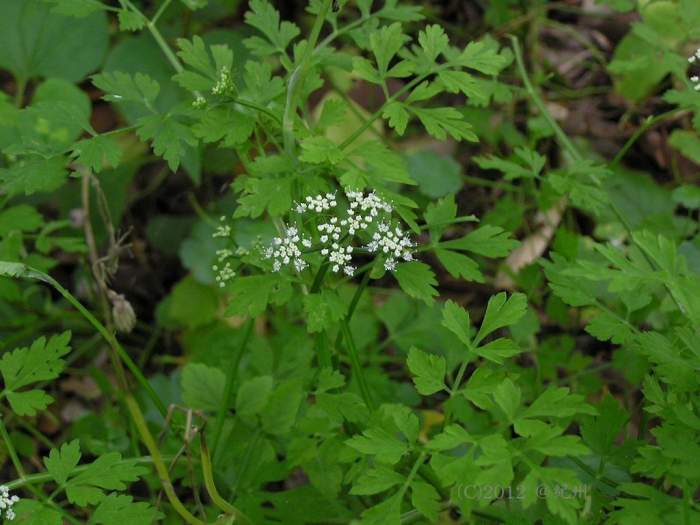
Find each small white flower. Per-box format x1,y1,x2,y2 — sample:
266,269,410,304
367,221,414,272
263,224,311,273
0,485,18,521
212,68,233,95
688,48,700,89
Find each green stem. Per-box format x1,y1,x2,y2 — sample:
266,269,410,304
211,318,254,455
510,35,580,162
151,0,173,25
200,435,251,524
40,271,167,417
612,108,686,166
125,396,206,525
282,0,333,155
0,418,26,479
340,321,375,411
14,75,27,107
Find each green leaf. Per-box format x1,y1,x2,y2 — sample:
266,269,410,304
192,106,255,146
457,38,512,75
411,480,441,522
581,394,628,456
117,9,144,32
13,500,62,525
382,102,409,135
441,224,518,257
0,0,108,81
174,35,233,92
370,22,408,78
394,261,438,305
234,176,294,218
493,378,521,422
0,332,71,416
410,106,478,142
92,71,160,107
261,377,304,435
476,338,522,364
435,249,483,282
0,205,43,236
474,292,527,345
45,440,81,487
236,375,274,417
300,136,344,164
89,493,163,525
474,147,545,180
406,151,462,198
0,156,68,197
426,424,472,451
244,0,300,55
672,184,700,209
181,363,226,412
350,467,404,495
668,130,700,164
71,135,123,173
346,428,409,465
441,300,471,347
65,453,148,506
303,291,346,333
225,275,292,317
136,113,197,172
407,347,446,395
418,25,449,62
521,387,597,420
41,0,105,17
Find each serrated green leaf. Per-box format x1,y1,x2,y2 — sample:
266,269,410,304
411,480,441,522
65,453,148,506
0,156,68,197
244,0,300,55
441,300,471,346
346,428,409,465
410,106,477,142
303,291,346,333
181,363,225,412
0,332,71,416
225,275,292,317
300,136,344,164
89,493,163,525
406,347,446,395
45,439,81,487
441,224,518,257
350,467,404,495
71,135,123,173
474,292,527,345
236,375,273,417
136,114,197,172
394,261,438,305
92,71,159,107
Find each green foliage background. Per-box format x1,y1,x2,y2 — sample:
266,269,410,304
0,0,699,524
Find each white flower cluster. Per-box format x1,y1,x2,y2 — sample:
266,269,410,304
689,47,700,90
367,222,415,271
266,189,413,276
212,68,233,95
295,192,337,214
0,485,19,521
213,249,236,288
264,226,312,272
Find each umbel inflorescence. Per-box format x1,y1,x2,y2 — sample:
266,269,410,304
0,485,19,521
212,190,415,286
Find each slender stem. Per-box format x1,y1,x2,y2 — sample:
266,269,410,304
44,273,167,417
124,0,184,74
0,418,26,479
282,0,333,155
340,321,375,410
510,35,580,162
151,0,173,25
612,108,687,166
14,75,27,108
125,396,206,525
211,318,254,455
200,434,250,524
